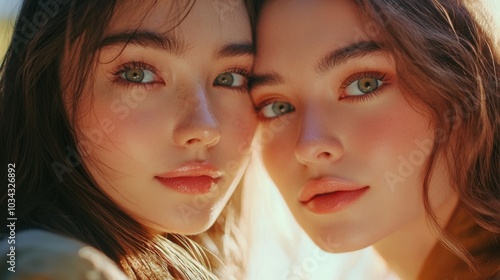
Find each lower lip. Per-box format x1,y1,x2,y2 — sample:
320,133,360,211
303,187,369,214
156,176,216,194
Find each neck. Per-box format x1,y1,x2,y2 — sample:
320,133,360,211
374,197,459,280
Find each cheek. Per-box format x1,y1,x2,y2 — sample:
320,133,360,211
74,89,156,171
76,99,120,150
259,117,300,184
218,97,258,152
234,116,258,151
351,96,433,190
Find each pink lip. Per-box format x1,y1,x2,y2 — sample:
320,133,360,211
299,178,369,214
155,162,222,195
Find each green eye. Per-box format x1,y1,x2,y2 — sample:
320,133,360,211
259,101,295,119
345,77,383,96
213,72,248,88
214,73,235,86
124,68,145,83
357,77,379,93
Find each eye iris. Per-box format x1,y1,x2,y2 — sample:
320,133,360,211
357,78,378,93
273,102,292,114
217,73,234,85
125,69,145,83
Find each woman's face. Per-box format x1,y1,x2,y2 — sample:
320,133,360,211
69,0,256,234
252,0,457,252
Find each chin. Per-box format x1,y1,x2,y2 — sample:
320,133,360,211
185,221,216,235
313,238,371,253
175,212,221,235
304,226,374,254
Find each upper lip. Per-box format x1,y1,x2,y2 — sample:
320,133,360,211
298,177,368,203
156,162,223,179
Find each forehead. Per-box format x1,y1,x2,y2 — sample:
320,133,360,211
255,0,367,70
107,0,252,42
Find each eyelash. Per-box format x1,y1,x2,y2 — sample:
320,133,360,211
112,61,163,90
339,71,390,102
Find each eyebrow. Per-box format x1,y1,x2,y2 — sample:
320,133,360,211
250,41,383,91
249,71,285,90
213,43,254,59
316,41,383,73
98,31,254,59
98,31,188,55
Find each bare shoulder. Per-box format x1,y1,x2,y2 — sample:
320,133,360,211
0,230,128,280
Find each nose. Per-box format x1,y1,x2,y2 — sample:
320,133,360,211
173,89,221,148
294,107,343,165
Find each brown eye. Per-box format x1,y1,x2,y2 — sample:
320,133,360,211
124,68,145,83
357,77,379,93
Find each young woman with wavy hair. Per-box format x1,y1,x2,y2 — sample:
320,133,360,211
0,0,256,279
251,0,500,278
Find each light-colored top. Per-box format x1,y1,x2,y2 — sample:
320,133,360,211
0,229,128,280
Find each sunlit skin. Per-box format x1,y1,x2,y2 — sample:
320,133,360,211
252,0,458,278
65,0,256,235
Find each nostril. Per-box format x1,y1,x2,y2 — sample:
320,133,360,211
186,138,201,145
317,151,332,159
294,138,343,165
176,129,221,148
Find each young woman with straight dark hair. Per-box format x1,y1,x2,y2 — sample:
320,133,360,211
0,0,257,279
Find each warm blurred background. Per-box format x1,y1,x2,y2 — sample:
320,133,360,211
0,21,13,59
0,0,20,59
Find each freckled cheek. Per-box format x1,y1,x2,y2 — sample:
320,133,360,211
219,101,258,153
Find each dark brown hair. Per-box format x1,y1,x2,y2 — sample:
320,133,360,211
0,0,255,279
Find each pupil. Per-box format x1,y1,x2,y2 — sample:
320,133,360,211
274,102,289,114
126,69,144,82
217,73,233,85
358,78,377,93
